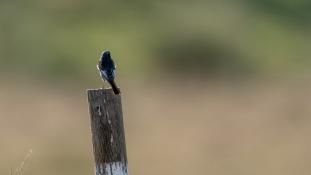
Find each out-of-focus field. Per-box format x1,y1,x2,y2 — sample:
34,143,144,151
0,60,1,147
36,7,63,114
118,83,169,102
1,79,311,175
1,0,311,174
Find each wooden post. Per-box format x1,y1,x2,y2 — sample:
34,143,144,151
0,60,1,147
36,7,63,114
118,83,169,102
87,88,129,175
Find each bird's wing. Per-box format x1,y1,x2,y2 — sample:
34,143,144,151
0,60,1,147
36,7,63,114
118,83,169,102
100,70,108,80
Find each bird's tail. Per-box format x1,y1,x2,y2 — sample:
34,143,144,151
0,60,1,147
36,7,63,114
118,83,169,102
108,80,121,95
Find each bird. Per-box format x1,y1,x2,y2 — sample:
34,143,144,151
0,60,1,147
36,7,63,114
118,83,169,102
97,50,121,95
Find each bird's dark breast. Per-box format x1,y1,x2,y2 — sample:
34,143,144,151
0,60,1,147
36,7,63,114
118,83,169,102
101,58,114,68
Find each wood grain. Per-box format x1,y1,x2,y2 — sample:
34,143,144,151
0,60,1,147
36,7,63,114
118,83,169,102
87,88,128,175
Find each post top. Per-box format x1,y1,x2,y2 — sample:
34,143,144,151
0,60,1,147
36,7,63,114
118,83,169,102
87,87,111,91
87,88,121,95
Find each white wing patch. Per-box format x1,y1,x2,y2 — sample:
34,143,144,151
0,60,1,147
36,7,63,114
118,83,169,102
100,70,108,80
112,69,116,77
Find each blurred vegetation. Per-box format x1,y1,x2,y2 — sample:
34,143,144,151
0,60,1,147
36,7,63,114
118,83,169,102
154,34,255,77
247,0,311,24
1,2,311,175
0,0,310,82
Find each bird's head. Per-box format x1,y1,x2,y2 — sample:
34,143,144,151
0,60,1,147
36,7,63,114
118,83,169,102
101,50,111,60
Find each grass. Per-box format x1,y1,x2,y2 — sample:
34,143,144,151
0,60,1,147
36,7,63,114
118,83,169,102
11,150,32,175
1,78,311,175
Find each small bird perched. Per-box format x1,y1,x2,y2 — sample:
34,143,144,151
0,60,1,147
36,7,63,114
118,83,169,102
97,50,120,95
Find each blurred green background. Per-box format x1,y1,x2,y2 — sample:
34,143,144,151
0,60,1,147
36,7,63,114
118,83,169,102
1,0,311,175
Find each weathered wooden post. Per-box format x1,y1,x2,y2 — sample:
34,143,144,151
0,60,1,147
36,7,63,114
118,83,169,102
87,88,129,175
